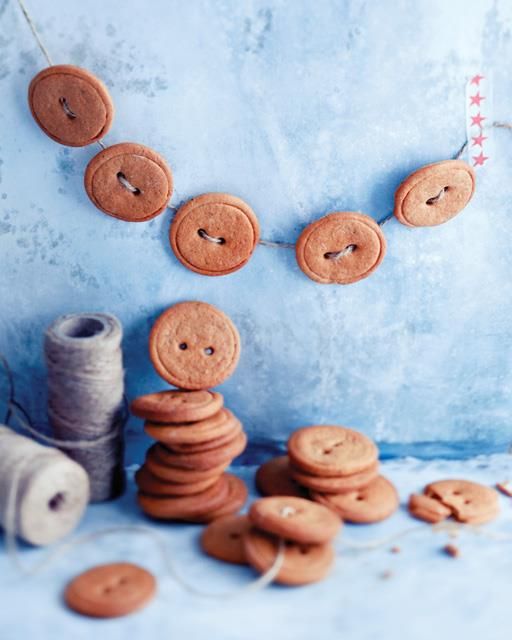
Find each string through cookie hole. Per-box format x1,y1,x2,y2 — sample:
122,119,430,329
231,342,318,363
324,244,357,260
59,97,76,119
426,186,449,205
197,228,226,245
117,172,142,195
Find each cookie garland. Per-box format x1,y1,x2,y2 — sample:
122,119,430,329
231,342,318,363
18,4,487,285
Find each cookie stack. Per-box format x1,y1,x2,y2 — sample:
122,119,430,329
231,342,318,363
201,495,341,585
257,426,399,524
131,389,248,523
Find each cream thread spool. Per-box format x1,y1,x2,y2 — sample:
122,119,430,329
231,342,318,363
45,313,126,502
0,425,89,546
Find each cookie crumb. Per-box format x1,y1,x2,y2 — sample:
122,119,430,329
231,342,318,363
380,570,393,580
443,543,460,558
390,546,401,554
496,481,512,498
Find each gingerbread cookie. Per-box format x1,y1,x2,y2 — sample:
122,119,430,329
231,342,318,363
243,528,334,586
29,65,114,147
312,476,399,524
295,212,386,284
134,466,218,496
290,461,379,494
288,426,378,477
255,456,307,498
137,474,229,520
170,193,260,276
425,479,499,525
394,160,476,227
144,408,239,446
149,301,241,389
64,563,156,618
408,493,452,524
154,431,247,471
200,514,251,565
249,496,341,544
84,142,173,222
130,390,223,423
190,474,248,523
145,445,228,482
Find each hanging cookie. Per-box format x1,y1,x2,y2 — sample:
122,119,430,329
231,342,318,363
169,193,260,276
28,65,114,147
295,212,386,284
149,301,241,389
394,159,476,227
84,142,173,222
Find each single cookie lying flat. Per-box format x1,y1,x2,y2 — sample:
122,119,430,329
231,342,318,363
200,514,251,564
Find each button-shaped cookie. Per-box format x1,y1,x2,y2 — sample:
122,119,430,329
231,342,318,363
425,479,499,525
84,142,173,222
200,514,251,564
295,212,386,284
29,65,114,147
130,390,223,423
249,496,341,544
170,193,260,276
394,160,476,227
255,456,307,498
291,461,379,494
64,563,156,618
243,527,335,586
149,301,241,389
312,476,399,524
288,425,378,477
144,408,238,445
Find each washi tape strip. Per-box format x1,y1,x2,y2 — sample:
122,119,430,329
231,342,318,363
465,73,493,169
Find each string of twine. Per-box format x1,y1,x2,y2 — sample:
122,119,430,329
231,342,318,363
16,0,512,248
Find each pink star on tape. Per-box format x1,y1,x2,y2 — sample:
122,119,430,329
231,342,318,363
471,113,486,127
469,92,485,107
471,133,488,147
470,74,485,85
473,151,489,166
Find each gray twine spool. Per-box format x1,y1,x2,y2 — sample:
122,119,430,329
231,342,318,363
45,313,126,502
0,425,89,545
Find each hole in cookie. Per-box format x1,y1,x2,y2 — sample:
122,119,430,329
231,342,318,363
453,490,461,496
197,228,226,245
48,492,66,511
179,342,188,350
299,546,309,555
229,532,241,540
117,172,142,195
464,499,471,505
204,347,215,356
59,96,77,119
356,495,364,501
324,244,357,260
426,186,449,205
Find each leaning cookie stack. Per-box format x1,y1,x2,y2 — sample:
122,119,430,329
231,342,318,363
132,389,248,523
201,495,341,586
132,301,248,523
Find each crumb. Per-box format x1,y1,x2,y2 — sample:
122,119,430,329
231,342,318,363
443,544,460,558
496,481,512,498
380,570,393,580
390,546,401,554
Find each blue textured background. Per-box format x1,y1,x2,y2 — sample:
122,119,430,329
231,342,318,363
1,0,512,461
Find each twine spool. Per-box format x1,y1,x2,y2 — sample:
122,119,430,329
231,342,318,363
0,425,89,546
45,313,125,502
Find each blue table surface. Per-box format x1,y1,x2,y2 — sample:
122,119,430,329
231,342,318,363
2,455,512,640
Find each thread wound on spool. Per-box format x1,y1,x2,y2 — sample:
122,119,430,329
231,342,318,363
45,313,126,502
0,425,89,546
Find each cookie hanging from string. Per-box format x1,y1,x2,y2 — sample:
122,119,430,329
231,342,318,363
295,212,387,284
28,65,114,147
84,142,174,222
394,159,476,227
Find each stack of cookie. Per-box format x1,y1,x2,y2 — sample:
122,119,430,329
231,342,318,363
131,301,249,522
201,495,341,585
257,426,399,524
288,426,399,524
132,389,248,523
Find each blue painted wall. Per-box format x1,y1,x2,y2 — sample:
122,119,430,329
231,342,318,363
1,0,512,461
